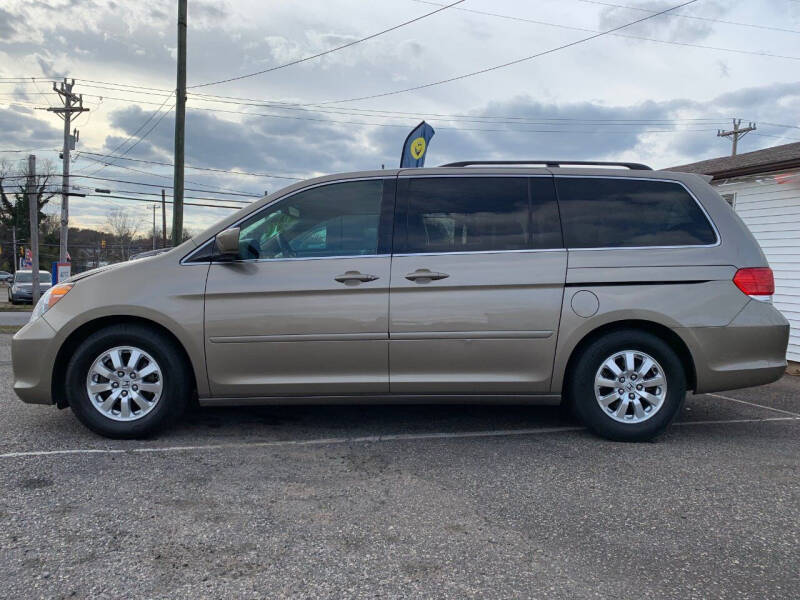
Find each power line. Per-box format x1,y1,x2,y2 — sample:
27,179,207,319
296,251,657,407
188,91,731,123
72,186,251,204
56,174,260,197
29,167,263,197
74,153,273,195
186,96,730,130
761,122,800,131
409,1,800,61
188,101,723,133
270,1,710,106
753,132,800,142
83,193,241,210
79,92,175,176
3,77,789,130
37,185,252,205
76,151,304,180
571,0,800,35
51,86,737,128
189,0,465,89
17,81,734,130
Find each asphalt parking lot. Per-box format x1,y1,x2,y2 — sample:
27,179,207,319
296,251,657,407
0,334,798,599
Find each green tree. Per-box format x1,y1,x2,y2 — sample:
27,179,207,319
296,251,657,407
0,159,58,270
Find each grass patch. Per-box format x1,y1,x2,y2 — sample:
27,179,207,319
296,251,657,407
0,304,33,312
0,325,22,334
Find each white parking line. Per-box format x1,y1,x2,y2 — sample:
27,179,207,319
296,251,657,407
0,417,797,459
706,393,800,418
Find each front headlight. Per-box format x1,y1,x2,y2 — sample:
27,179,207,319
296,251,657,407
30,283,73,323
11,285,17,292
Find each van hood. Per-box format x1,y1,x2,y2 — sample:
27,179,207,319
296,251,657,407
67,261,127,283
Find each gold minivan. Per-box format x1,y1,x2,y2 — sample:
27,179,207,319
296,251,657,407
12,162,790,441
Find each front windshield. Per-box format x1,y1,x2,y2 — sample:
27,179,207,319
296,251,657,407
15,272,51,283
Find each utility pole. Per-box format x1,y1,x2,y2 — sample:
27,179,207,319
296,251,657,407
172,0,187,246
161,189,167,248
152,204,157,250
47,78,89,263
11,227,16,274
27,155,40,305
717,118,756,156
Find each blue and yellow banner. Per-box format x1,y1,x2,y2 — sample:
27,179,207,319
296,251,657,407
400,121,435,168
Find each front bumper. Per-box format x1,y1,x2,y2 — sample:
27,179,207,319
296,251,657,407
682,299,790,394
12,316,58,404
10,289,48,303
10,291,33,303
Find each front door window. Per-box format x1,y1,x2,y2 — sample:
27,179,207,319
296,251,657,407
236,180,384,260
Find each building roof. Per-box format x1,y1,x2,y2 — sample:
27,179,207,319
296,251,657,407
667,141,800,180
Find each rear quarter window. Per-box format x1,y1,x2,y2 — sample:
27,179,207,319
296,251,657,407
556,177,717,248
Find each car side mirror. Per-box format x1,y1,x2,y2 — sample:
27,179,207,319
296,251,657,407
215,227,240,258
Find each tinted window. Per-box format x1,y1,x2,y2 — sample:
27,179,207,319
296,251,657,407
556,178,717,248
235,180,384,260
398,177,561,253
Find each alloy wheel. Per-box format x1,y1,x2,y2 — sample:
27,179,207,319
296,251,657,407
594,350,667,424
85,346,163,421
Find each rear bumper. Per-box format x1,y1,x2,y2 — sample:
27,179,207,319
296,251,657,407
682,299,790,394
12,316,57,404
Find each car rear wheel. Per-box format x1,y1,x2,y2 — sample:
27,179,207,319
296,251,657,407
65,324,191,438
568,330,686,442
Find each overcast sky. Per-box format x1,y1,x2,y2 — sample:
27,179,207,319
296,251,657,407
1,0,799,233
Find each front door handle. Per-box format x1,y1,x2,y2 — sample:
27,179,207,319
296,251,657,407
334,271,380,285
405,268,450,283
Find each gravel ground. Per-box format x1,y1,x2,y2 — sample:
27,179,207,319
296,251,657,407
0,333,798,599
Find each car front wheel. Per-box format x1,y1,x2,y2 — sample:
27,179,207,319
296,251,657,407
568,330,686,442
64,324,191,438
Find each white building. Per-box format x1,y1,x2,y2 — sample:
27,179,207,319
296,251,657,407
670,142,800,363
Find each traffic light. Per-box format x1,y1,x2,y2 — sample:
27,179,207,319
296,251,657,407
101,239,106,249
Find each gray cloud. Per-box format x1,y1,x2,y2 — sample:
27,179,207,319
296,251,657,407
0,0,794,231
0,7,24,37
96,79,800,185
0,105,62,149
597,0,733,43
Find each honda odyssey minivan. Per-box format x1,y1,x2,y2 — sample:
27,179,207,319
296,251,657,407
12,161,790,441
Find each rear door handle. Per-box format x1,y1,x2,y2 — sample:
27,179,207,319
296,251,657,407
334,271,380,284
405,268,450,283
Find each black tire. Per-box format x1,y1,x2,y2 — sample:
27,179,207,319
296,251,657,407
65,323,191,439
567,330,686,442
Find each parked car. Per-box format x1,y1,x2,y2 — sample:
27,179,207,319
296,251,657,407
12,161,789,440
0,270,13,283
8,270,52,304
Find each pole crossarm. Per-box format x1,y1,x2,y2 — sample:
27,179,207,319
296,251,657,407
717,118,756,156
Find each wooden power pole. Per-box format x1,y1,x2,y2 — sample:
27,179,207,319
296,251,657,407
172,0,187,246
47,78,88,264
27,155,40,305
717,119,756,156
161,189,167,248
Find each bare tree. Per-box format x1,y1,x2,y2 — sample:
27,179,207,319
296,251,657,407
105,207,144,261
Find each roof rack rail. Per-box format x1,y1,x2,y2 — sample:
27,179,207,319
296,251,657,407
439,160,652,170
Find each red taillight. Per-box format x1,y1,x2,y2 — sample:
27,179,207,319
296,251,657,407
733,267,774,298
